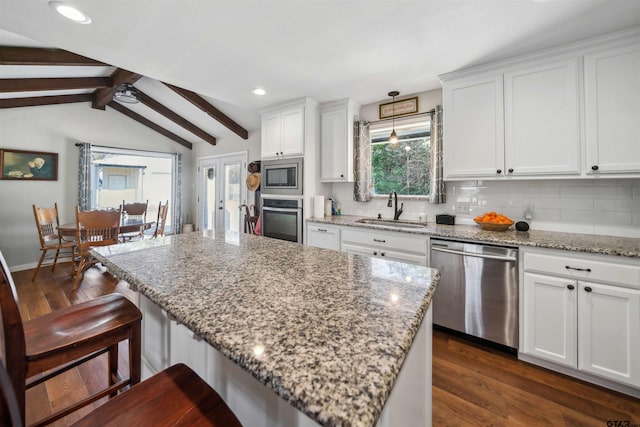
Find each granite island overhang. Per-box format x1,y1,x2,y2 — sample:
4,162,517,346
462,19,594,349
91,230,439,427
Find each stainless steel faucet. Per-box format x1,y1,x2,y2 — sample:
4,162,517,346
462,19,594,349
387,191,403,220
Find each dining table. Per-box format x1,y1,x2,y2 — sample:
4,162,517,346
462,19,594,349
57,219,155,238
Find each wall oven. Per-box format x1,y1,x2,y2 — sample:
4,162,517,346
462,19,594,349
261,157,303,196
261,197,303,243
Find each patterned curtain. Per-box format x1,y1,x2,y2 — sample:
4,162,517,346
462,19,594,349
429,106,446,204
77,142,92,210
172,153,183,234
353,120,372,202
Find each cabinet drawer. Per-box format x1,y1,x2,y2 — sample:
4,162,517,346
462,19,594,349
307,225,340,251
341,228,427,254
524,251,640,288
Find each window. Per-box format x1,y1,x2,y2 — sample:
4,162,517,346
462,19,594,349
370,116,431,196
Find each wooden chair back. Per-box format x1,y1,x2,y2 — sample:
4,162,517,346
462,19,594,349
75,208,121,256
239,204,258,234
153,201,169,238
0,359,22,427
0,250,27,423
32,203,62,246
122,200,148,222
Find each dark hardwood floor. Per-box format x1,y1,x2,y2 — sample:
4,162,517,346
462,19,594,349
10,262,640,426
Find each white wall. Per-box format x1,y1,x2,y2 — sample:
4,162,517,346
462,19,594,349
332,89,640,238
0,102,193,269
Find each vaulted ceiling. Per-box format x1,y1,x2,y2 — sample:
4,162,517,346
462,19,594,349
0,45,249,149
0,1,639,149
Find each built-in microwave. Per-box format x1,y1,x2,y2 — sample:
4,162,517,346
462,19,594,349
261,157,303,195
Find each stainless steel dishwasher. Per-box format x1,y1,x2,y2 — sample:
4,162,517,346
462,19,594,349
430,239,519,350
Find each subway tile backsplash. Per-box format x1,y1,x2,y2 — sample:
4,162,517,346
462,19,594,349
330,178,640,238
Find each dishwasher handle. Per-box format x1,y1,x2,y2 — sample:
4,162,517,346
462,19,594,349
431,245,517,262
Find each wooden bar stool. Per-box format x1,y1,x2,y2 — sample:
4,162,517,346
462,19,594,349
0,361,242,427
0,250,141,426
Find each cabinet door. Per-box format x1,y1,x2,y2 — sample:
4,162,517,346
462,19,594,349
169,321,208,380
443,74,504,179
523,272,577,368
140,294,169,379
307,225,340,251
378,249,427,266
261,112,282,159
585,44,640,174
342,243,377,258
578,281,640,387
281,107,304,156
320,107,350,182
504,59,581,176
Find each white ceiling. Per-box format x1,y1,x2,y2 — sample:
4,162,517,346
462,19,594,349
1,0,639,141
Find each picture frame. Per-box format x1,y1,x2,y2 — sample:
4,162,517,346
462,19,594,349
379,96,419,119
0,149,58,181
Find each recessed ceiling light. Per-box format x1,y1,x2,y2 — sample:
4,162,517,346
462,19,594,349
49,1,92,24
251,88,267,96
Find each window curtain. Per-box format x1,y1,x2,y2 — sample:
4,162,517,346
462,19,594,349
77,142,92,211
353,120,371,202
429,106,446,204
172,153,183,234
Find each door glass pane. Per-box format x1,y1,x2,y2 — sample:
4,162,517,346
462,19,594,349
202,166,216,231
224,162,242,232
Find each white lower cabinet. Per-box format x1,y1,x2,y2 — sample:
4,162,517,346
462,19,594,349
340,228,428,266
522,250,640,389
306,224,340,251
169,320,208,380
139,294,170,379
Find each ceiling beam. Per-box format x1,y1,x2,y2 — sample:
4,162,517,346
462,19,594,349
0,46,106,66
0,93,93,109
136,89,217,146
108,101,193,150
164,83,248,140
92,68,143,110
0,77,111,92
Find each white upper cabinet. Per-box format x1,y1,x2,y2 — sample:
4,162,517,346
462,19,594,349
504,58,581,176
261,105,305,159
443,74,504,179
584,43,640,174
441,28,640,180
320,98,359,182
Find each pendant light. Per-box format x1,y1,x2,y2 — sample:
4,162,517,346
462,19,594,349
388,91,399,145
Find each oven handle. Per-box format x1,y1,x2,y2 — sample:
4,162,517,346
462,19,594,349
431,246,517,262
262,207,302,213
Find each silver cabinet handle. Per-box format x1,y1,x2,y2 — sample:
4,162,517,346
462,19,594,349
431,246,517,262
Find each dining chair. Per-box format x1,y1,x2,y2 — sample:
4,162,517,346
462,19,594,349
120,200,148,242
31,203,76,280
152,200,169,238
0,249,141,427
0,360,242,427
74,207,121,290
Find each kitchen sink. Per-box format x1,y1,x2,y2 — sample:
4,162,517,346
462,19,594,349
355,218,427,229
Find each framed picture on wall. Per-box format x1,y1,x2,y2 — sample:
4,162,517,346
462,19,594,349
379,96,419,119
0,149,58,180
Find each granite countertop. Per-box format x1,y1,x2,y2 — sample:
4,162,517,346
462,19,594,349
307,215,640,258
92,231,439,427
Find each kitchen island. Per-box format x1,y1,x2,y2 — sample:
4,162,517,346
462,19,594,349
92,230,439,427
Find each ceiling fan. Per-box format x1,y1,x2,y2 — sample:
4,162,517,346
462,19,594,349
113,83,140,104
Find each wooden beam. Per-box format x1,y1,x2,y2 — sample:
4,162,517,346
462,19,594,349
107,101,193,150
0,93,93,109
136,89,217,146
92,68,143,110
0,77,111,92
0,46,106,66
164,83,248,139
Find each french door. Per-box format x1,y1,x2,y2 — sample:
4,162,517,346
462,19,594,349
197,152,247,233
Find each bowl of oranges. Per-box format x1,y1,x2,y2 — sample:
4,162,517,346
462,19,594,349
474,212,514,231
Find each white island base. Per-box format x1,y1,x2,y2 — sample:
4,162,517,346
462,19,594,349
139,293,432,427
